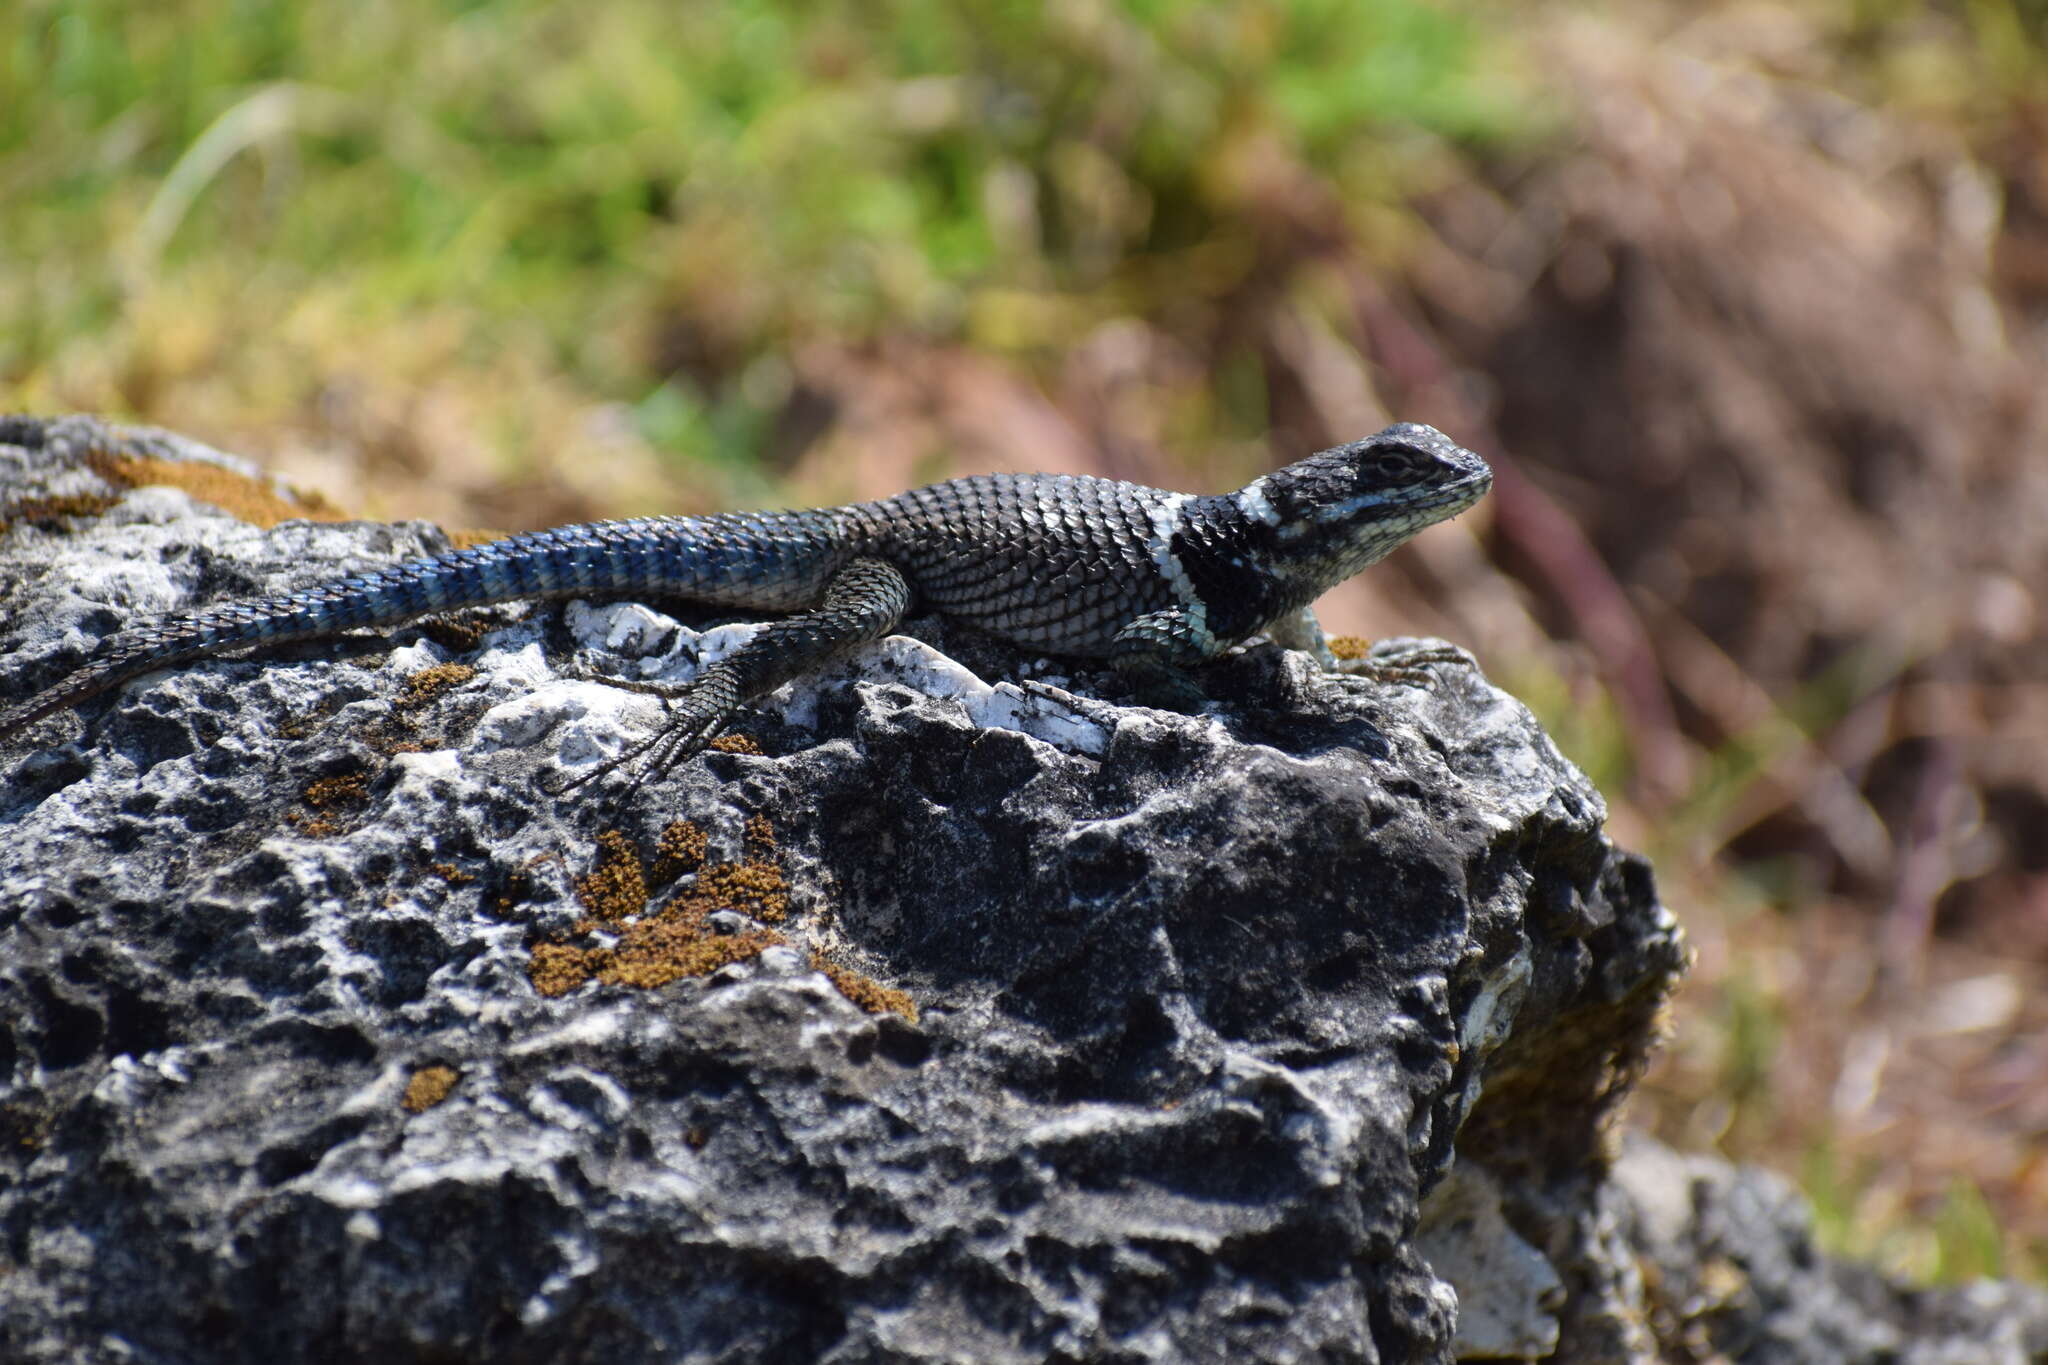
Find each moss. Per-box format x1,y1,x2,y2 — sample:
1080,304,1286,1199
307,767,371,809
530,819,794,997
368,661,482,762
529,895,784,996
677,859,789,923
652,820,709,884
813,955,918,1023
572,829,648,922
594,921,785,990
401,1064,459,1113
0,1101,54,1155
416,617,497,653
287,767,374,836
397,662,478,708
492,855,556,918
1,491,121,529
528,815,918,1015
85,449,344,529
528,942,604,998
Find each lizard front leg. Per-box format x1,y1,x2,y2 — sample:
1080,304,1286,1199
553,556,912,792
1262,606,1339,669
1108,606,1224,712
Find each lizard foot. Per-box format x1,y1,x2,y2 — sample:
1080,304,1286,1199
1327,642,1472,691
540,666,743,799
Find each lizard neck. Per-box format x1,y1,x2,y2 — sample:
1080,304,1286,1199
1158,495,1305,646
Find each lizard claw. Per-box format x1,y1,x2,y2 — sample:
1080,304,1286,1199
543,708,725,799
540,681,736,800
1326,643,1472,691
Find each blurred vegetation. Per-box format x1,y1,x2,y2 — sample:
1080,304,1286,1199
4,0,1528,481
6,0,2048,1288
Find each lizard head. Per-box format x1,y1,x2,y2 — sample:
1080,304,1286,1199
1237,423,1493,586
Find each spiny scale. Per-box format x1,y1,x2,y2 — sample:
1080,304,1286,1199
0,423,1492,790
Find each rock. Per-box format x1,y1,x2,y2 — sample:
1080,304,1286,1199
1611,1137,2048,1365
0,416,2037,1364
1413,1163,1564,1359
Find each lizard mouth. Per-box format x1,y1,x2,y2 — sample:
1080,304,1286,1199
1314,471,1494,533
1409,472,1493,516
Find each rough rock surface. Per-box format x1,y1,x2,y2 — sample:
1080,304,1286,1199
0,416,2040,1364
1612,1138,2048,1364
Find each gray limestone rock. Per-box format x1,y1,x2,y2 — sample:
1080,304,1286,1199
1611,1137,2048,1365
0,416,2038,1364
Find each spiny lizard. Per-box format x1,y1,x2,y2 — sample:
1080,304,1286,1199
0,423,1492,789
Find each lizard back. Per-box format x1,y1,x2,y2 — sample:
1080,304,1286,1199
854,473,1182,657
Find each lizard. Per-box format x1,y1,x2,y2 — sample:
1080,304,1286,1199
0,422,1492,790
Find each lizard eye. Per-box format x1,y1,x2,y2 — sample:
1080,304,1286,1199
1369,448,1423,480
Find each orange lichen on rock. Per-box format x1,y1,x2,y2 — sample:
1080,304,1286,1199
652,820,709,883
397,662,478,708
303,770,372,810
528,819,795,998
588,919,785,991
572,829,649,923
708,734,763,755
676,859,789,923
401,1065,459,1113
1326,636,1374,660
813,955,919,1022
2,491,120,528
84,449,345,529
288,767,374,836
416,617,496,653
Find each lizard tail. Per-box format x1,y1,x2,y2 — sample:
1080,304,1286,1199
0,511,853,745
0,519,716,744
0,634,221,741
0,559,512,743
